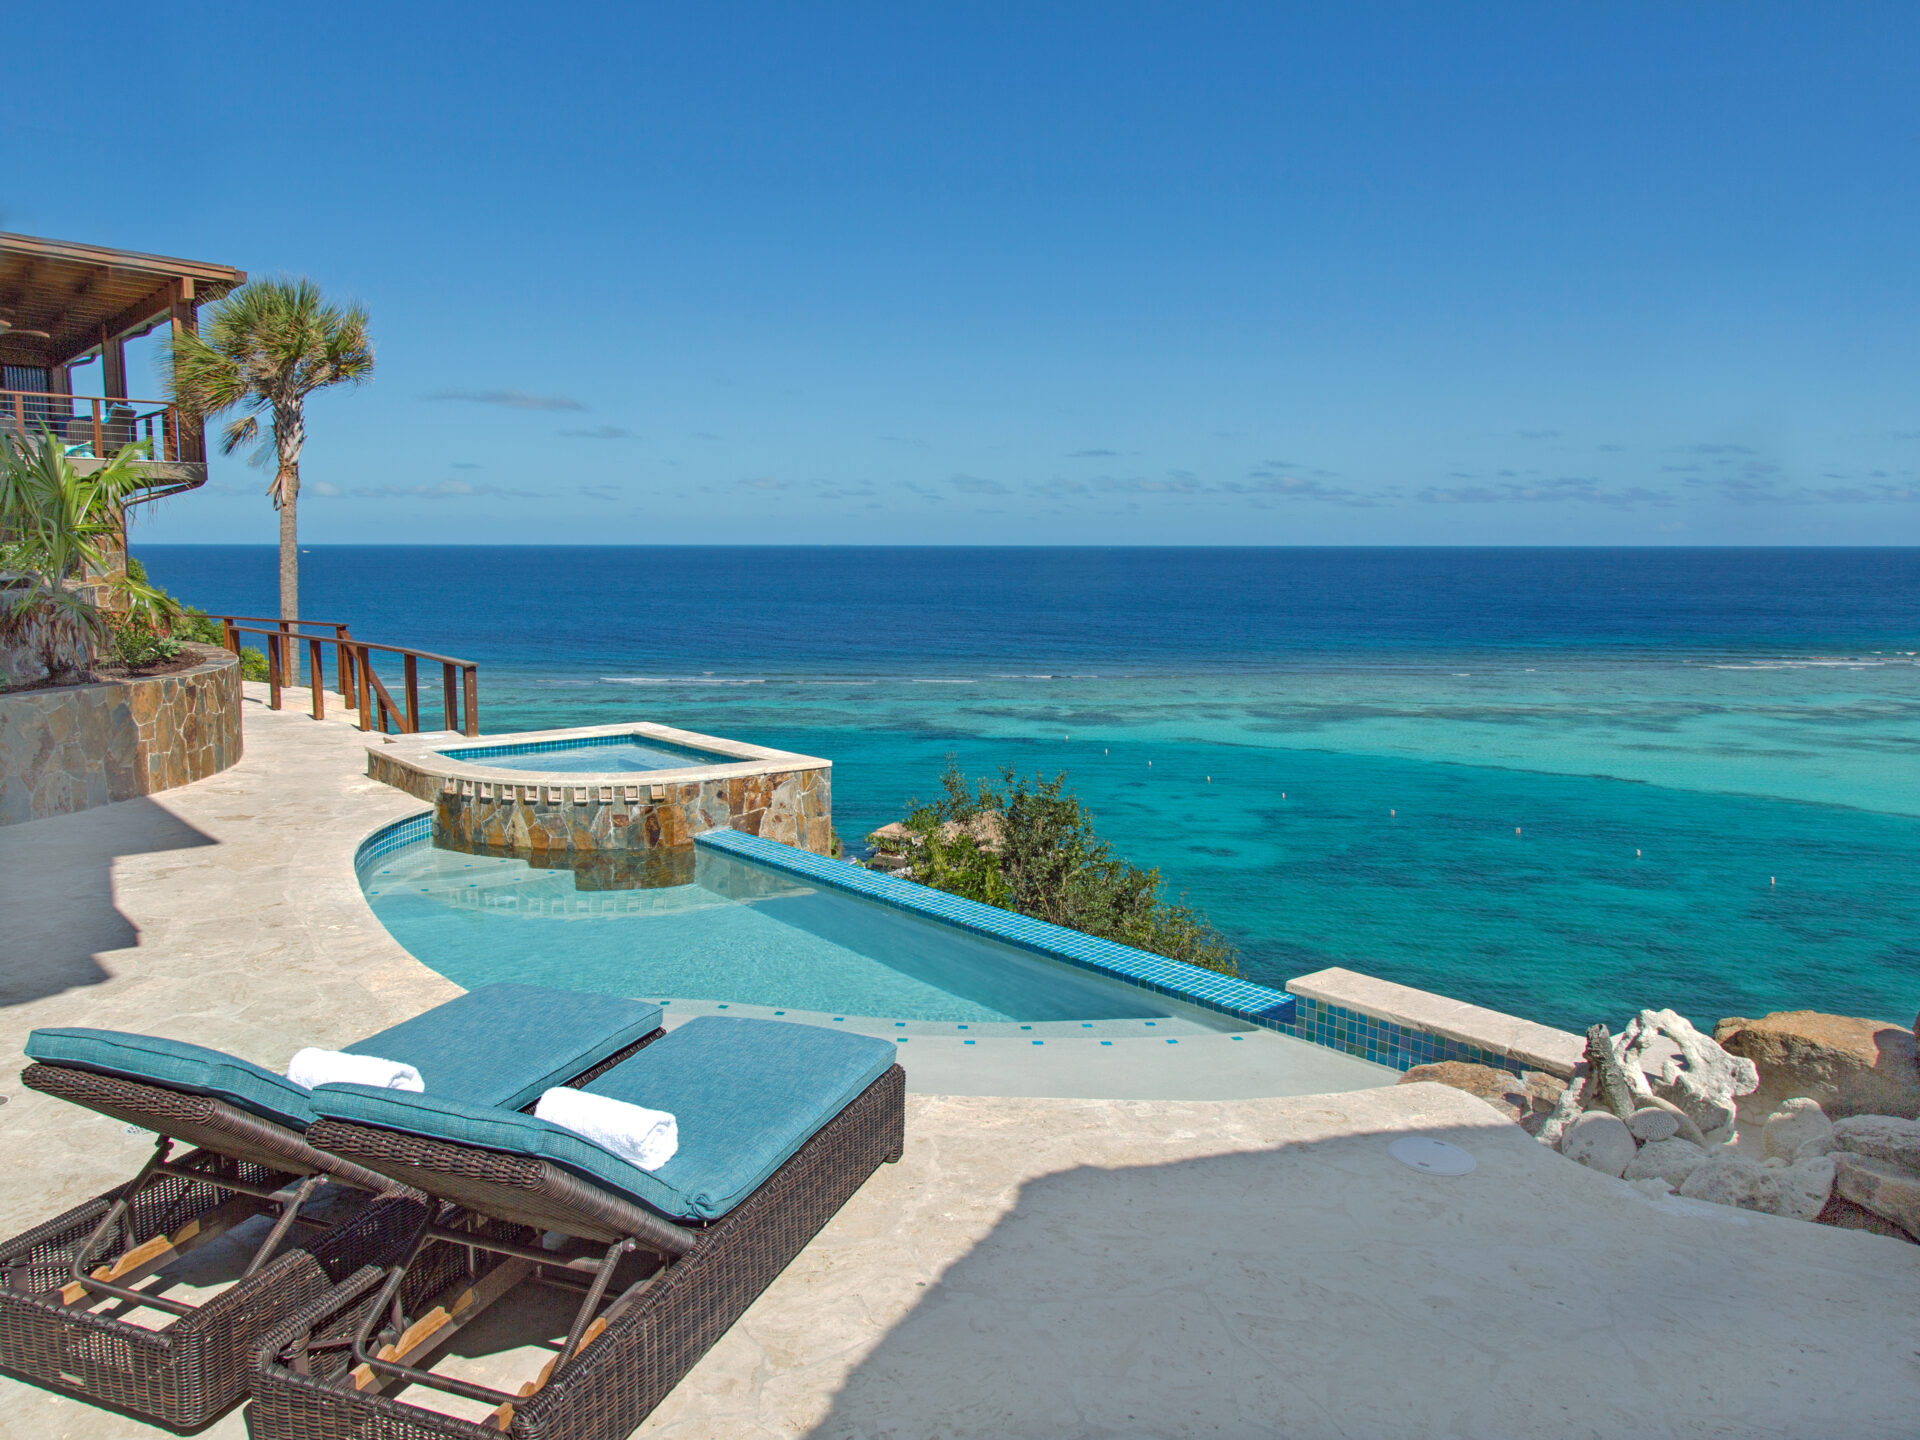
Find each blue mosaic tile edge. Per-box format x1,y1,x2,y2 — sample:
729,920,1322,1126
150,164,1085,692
693,828,1299,1033
1270,995,1534,1077
440,733,732,764
354,811,432,878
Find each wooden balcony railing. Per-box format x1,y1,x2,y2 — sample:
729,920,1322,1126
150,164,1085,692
217,615,479,737
1,389,192,463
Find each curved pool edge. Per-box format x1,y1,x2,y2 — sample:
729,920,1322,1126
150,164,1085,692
691,828,1299,1034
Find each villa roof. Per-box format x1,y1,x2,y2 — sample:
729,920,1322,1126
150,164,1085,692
0,233,247,369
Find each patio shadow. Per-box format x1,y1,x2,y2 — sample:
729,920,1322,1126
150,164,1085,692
0,796,215,1006
800,1116,1917,1439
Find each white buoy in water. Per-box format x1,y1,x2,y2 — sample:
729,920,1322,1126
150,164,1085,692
1771,876,1776,886
1390,808,1396,817
1515,827,1522,835
1636,849,1642,858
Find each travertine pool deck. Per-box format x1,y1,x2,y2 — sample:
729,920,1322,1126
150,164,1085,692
0,685,1914,1438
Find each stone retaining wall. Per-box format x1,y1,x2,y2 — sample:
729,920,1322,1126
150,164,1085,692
0,644,243,825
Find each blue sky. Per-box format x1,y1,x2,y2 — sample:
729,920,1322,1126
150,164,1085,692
11,3,1920,545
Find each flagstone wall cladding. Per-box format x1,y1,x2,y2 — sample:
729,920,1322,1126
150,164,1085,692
0,645,242,825
365,751,833,859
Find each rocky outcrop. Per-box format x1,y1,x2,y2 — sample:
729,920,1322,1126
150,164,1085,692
1762,1097,1834,1165
1714,1011,1920,1121
1624,1137,1709,1189
1561,1112,1637,1178
1831,1154,1920,1238
1616,1009,1758,1146
1397,1062,1531,1124
1829,1114,1920,1171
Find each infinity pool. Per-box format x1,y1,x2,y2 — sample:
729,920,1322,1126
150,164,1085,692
439,734,735,773
361,836,1241,1037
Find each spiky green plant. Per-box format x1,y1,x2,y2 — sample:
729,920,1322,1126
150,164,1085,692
0,432,177,682
166,278,374,621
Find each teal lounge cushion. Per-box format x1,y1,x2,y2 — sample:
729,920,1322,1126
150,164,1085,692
25,1030,317,1130
311,1016,896,1221
355,985,662,1112
25,986,662,1131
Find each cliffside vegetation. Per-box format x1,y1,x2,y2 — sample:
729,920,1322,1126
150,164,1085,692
871,758,1241,976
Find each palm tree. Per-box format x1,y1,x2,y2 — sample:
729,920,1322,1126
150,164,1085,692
168,279,373,621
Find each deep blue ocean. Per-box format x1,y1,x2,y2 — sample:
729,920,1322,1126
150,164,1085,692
134,545,1920,1035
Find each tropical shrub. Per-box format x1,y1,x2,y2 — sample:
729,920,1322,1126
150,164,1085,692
106,612,184,669
0,432,177,683
889,758,1242,975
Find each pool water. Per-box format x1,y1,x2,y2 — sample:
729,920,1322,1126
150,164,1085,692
440,735,735,773
363,841,1240,1036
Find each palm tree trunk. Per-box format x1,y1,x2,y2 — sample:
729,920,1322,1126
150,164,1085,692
273,400,306,623
278,478,299,622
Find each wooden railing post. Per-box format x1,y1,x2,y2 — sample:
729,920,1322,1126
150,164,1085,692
443,662,459,733
308,637,326,720
355,645,373,732
277,621,294,685
222,619,238,654
335,625,353,706
266,632,283,711
403,652,420,734
462,666,479,737
90,398,103,457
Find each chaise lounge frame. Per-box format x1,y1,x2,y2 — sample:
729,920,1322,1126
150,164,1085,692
248,1062,906,1440
0,1031,662,1429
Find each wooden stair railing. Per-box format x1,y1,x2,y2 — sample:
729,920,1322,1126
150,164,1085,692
215,615,480,737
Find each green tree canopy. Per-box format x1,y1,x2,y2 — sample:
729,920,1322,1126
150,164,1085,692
168,278,373,620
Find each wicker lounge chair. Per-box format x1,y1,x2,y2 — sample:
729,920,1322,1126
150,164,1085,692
0,985,663,1428
249,1016,905,1440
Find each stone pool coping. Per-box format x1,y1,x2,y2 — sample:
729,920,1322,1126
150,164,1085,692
1282,965,1585,1078
370,719,829,789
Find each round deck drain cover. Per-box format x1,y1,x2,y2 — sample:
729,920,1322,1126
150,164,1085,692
1388,1136,1476,1176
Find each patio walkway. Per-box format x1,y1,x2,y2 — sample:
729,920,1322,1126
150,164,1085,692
0,689,1912,1437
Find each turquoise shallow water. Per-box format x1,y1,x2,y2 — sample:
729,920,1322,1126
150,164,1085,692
478,664,1920,1032
138,546,1920,1035
366,844,1230,1033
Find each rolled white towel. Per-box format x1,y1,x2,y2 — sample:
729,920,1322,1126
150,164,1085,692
286,1048,425,1092
534,1087,678,1172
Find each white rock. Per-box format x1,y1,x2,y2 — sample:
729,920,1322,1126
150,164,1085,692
1774,1155,1837,1222
1829,1114,1920,1172
1762,1097,1834,1164
1678,1154,1782,1213
1615,1009,1759,1146
1630,1176,1677,1200
1627,1108,1679,1143
1560,1111,1637,1178
1624,1137,1709,1188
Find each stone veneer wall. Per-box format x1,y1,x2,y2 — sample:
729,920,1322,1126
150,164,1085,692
0,644,243,825
366,749,833,859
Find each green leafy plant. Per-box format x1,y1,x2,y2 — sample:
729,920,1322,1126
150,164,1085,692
888,758,1242,975
238,645,270,681
167,277,374,624
0,431,178,683
106,612,184,670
